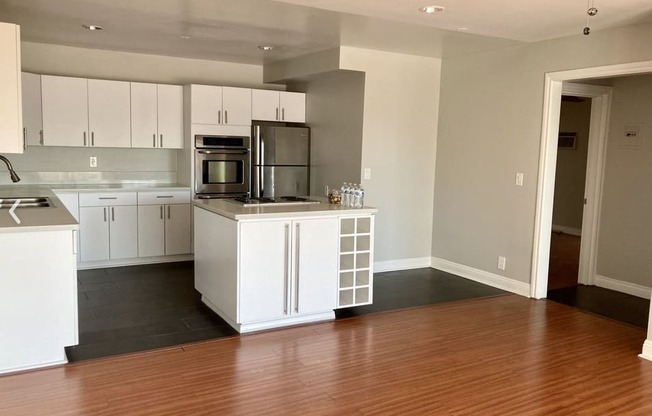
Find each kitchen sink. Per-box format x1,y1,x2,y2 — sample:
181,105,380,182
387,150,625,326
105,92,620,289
0,197,51,209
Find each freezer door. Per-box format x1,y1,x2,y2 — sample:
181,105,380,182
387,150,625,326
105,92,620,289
254,166,309,198
257,126,310,166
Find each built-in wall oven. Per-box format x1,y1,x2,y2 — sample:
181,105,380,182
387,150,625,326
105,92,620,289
194,135,250,198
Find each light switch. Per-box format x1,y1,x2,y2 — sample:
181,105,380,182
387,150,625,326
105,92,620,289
515,172,524,187
364,168,371,180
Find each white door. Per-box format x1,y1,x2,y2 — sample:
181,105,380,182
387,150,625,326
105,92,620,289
280,92,306,123
109,205,138,259
88,79,131,148
41,75,88,147
165,204,191,255
79,206,110,262
190,85,222,125
251,89,280,121
130,82,158,148
239,220,289,323
292,218,338,315
222,87,252,126
21,72,43,146
137,204,165,257
157,84,183,149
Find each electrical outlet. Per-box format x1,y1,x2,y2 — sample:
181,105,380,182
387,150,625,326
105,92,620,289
364,168,371,180
497,256,506,271
89,156,97,168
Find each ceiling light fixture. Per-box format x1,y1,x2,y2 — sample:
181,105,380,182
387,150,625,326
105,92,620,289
456,27,469,32
419,5,445,14
180,35,191,39
583,0,598,35
257,45,275,51
82,24,103,31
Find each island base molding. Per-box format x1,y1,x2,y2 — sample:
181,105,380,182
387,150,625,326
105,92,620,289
202,296,335,334
0,353,67,376
639,340,652,362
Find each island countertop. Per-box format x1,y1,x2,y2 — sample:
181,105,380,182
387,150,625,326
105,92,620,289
193,197,377,220
0,186,78,233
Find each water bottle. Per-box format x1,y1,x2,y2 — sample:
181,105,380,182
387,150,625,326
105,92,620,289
341,182,349,206
358,184,365,208
352,184,362,208
344,182,352,207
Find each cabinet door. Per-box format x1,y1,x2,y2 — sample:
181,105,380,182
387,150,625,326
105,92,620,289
0,23,22,153
222,87,251,126
22,72,43,146
190,85,222,124
157,84,183,148
130,82,158,148
79,206,110,262
251,89,280,121
165,204,191,255
109,205,138,259
88,79,131,148
41,75,88,147
137,205,165,257
239,221,289,323
293,218,338,315
280,92,306,123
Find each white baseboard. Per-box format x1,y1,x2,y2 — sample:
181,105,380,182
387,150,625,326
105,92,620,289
77,254,194,270
639,340,652,362
595,275,651,300
430,257,531,297
374,257,432,273
552,224,582,236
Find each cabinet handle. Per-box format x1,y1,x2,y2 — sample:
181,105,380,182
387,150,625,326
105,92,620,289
218,110,221,124
153,134,156,148
160,134,163,148
98,197,118,200
23,128,27,150
160,205,163,219
282,108,285,121
156,195,173,198
295,222,300,313
225,110,228,124
39,130,43,145
275,108,279,121
167,205,171,219
91,132,95,147
103,207,107,222
111,207,115,222
83,132,87,146
284,223,289,315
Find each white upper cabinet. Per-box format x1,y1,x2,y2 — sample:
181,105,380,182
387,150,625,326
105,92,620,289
131,83,183,149
41,75,89,147
21,72,42,146
252,90,306,123
0,23,23,154
88,79,131,148
189,85,251,126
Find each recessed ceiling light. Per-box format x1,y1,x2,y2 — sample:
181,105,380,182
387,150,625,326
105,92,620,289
257,45,275,51
456,27,469,32
180,35,191,39
419,5,445,14
82,24,103,31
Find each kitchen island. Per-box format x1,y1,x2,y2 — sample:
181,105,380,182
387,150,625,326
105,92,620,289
193,198,377,333
0,187,78,374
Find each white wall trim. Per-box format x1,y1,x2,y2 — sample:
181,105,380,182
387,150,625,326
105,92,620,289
77,254,194,270
374,257,432,273
551,225,582,236
431,257,531,297
639,340,652,362
595,275,651,300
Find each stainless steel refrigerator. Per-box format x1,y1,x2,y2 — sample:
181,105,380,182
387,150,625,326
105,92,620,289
251,124,310,198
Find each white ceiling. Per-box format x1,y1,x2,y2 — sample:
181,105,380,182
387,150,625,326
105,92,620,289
1,0,651,66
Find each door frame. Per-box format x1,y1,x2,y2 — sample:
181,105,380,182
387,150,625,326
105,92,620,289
530,60,652,299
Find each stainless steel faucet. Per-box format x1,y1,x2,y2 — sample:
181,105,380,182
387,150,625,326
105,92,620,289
0,155,21,182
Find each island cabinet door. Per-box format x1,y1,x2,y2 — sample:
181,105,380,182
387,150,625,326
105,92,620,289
239,220,290,324
292,218,338,315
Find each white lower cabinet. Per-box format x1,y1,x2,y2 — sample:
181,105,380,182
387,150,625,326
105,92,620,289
137,203,191,257
78,192,138,262
239,217,338,325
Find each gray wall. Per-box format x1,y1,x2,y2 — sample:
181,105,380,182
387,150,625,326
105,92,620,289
297,70,365,197
432,21,652,284
552,98,591,231
596,74,652,287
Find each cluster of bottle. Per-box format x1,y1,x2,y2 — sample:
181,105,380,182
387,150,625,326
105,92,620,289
341,182,365,208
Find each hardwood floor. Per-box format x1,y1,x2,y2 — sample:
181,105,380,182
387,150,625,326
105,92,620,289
2,295,652,415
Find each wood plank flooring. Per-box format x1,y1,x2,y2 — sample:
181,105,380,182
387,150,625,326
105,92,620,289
2,295,652,415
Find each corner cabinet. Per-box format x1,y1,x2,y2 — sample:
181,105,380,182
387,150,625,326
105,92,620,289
0,22,23,154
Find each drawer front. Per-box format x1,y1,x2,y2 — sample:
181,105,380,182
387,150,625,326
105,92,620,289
137,190,191,205
79,192,137,207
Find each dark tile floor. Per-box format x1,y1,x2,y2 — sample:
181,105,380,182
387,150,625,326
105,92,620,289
547,285,650,328
68,262,509,362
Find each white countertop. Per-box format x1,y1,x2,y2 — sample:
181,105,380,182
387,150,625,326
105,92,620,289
47,183,190,193
0,186,78,233
193,197,377,220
